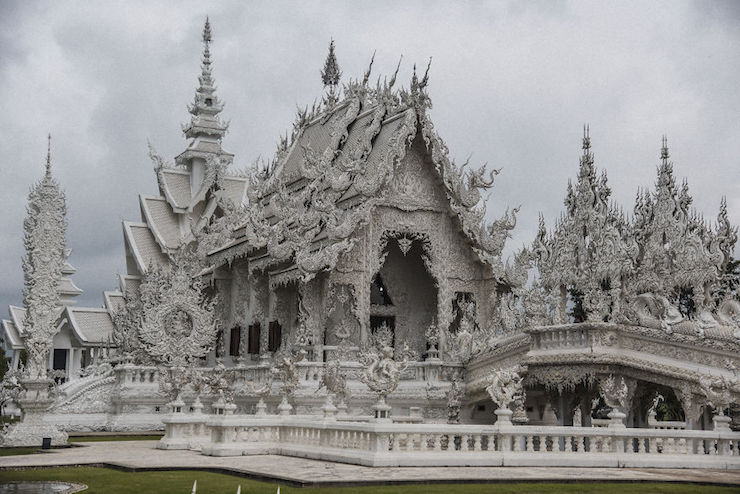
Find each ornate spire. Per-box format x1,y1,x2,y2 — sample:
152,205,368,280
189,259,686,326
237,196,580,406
22,138,67,379
177,17,233,175
321,39,341,89
182,17,228,141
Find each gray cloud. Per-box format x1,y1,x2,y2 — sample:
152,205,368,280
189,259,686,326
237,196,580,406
1,0,738,315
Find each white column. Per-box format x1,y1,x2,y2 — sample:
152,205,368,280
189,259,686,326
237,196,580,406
11,351,19,370
66,348,74,380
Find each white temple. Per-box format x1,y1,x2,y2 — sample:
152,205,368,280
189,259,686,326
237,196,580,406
2,20,739,468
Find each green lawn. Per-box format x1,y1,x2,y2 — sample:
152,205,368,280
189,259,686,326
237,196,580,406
68,435,163,442
0,467,737,494
0,447,39,457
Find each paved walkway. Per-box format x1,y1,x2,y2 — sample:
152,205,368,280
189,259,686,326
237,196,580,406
1,440,739,487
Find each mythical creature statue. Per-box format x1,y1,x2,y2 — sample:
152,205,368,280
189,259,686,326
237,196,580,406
318,357,349,405
485,367,525,411
272,346,306,400
358,323,417,399
699,375,734,415
599,374,629,412
446,379,465,424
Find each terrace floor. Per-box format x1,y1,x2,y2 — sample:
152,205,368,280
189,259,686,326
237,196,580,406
0,440,738,488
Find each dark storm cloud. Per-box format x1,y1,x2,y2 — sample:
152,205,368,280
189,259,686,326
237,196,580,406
0,0,738,316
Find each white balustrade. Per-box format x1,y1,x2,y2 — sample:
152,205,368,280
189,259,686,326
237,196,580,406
159,409,740,468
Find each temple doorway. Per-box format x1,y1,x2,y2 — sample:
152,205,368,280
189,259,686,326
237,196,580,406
370,236,437,356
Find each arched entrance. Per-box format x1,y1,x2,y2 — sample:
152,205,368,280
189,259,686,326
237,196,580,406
370,236,438,357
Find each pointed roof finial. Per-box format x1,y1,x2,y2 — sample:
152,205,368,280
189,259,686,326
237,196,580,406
321,39,341,88
362,51,376,86
420,57,432,90
45,133,52,177
660,134,670,164
388,55,403,89
582,124,591,151
203,16,212,44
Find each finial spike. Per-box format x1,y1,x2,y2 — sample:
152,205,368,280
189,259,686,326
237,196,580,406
660,134,670,163
388,55,402,88
420,57,432,89
203,16,212,44
362,51,376,86
582,124,591,151
45,133,52,177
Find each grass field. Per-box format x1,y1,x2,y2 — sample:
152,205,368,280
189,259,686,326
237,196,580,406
0,447,39,457
0,467,737,494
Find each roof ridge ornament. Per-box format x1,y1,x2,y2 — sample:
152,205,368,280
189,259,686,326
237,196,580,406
321,39,342,108
321,39,342,88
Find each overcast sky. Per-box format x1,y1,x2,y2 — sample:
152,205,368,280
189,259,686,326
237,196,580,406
0,0,738,315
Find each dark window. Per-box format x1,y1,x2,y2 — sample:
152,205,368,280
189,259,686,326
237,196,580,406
53,348,67,370
370,275,393,305
215,329,223,358
248,323,261,355
268,321,282,352
205,97,213,106
229,326,241,357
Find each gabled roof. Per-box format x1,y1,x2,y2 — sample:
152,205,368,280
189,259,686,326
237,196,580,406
158,168,192,211
64,307,115,345
103,290,125,314
8,305,26,336
119,274,142,300
2,319,23,349
139,195,183,250
218,176,248,206
122,221,168,274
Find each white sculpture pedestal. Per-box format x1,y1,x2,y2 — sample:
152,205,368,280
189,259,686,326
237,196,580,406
255,398,268,416
494,408,513,426
372,396,392,422
322,394,338,421
713,414,732,431
2,378,67,447
278,396,293,416
336,399,348,417
608,409,626,428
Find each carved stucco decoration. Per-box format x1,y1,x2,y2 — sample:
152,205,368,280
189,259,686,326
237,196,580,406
530,131,737,339
138,252,220,367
